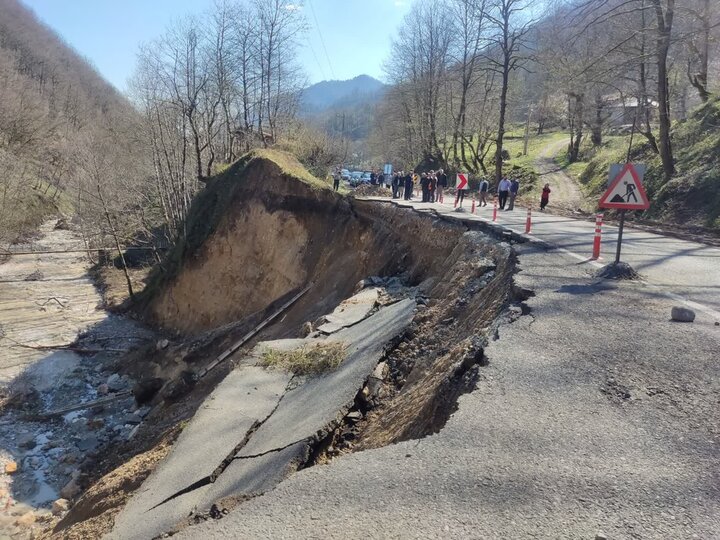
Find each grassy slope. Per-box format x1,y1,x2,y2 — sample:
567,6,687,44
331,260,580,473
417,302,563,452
571,97,720,229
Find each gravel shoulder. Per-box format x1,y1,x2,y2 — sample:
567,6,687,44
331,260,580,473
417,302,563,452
176,228,720,539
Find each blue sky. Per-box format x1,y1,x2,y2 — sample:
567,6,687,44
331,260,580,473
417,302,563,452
22,0,411,93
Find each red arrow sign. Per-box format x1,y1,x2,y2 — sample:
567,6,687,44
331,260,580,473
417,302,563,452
456,173,468,190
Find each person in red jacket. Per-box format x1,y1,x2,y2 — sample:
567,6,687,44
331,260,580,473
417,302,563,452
540,183,551,211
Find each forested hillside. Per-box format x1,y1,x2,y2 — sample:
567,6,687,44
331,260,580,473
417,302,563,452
0,0,146,244
370,0,719,228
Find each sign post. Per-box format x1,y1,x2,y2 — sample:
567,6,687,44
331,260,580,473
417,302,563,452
598,163,649,263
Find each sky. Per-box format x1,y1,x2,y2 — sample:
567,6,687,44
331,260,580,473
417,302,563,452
22,0,411,93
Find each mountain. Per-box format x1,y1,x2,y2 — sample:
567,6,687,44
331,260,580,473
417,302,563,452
0,0,141,243
300,75,387,113
300,75,387,142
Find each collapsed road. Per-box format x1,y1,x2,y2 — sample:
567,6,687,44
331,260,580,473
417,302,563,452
2,149,717,539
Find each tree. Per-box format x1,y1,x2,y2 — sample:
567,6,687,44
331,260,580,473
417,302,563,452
485,0,535,185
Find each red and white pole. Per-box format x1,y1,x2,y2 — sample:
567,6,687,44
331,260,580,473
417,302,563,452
525,207,532,234
492,199,498,221
471,194,476,213
454,192,459,208
592,213,604,259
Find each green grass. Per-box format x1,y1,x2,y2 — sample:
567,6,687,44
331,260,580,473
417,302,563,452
260,341,348,375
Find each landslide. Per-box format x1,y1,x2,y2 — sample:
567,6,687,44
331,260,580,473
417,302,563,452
140,149,468,336
49,150,518,539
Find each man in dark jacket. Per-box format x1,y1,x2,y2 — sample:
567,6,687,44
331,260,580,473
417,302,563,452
437,169,447,202
420,173,430,202
404,172,414,200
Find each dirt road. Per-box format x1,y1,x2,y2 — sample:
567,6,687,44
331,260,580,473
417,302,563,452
535,137,586,212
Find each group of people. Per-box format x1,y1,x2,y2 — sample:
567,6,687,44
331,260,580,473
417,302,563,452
333,164,552,211
390,169,448,202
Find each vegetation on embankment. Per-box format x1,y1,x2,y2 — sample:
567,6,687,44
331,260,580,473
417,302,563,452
562,97,720,230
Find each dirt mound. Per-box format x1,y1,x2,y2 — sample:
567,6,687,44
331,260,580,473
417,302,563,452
352,184,392,197
141,150,466,337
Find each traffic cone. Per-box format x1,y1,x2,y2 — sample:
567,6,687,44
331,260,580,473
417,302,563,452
592,213,604,259
492,199,498,221
471,194,476,214
525,207,532,233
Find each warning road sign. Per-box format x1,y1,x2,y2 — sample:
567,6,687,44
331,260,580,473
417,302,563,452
599,163,650,210
456,173,468,190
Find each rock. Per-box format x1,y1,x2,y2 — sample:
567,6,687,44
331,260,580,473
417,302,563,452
299,322,313,338
353,280,366,293
96,383,109,396
345,411,362,421
15,511,35,526
60,478,81,499
595,533,608,540
122,413,142,426
372,362,389,380
671,306,695,323
76,435,99,452
17,433,36,450
132,378,165,405
161,371,198,402
52,499,70,515
135,405,151,419
156,338,170,351
106,373,125,392
5,461,18,474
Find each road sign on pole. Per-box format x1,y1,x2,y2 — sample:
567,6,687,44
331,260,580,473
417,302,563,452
599,163,649,264
456,173,468,190
599,163,650,210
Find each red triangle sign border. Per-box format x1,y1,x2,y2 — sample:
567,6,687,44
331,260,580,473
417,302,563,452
599,163,650,210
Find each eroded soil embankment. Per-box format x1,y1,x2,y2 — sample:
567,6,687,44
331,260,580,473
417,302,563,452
51,152,519,538
142,153,472,337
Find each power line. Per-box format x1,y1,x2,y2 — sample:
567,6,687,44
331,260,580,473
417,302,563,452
307,0,336,79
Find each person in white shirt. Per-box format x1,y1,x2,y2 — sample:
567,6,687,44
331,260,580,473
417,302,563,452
498,177,511,209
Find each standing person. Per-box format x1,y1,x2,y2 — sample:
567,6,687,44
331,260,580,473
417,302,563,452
498,176,510,209
378,172,385,187
540,183,551,211
507,178,520,210
429,173,437,202
370,170,377,185
478,177,489,206
392,173,400,199
332,168,341,191
420,173,430,202
437,169,447,202
404,171,414,200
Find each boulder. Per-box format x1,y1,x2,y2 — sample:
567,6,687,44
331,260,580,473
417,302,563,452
17,433,36,450
4,461,18,474
52,499,70,515
156,339,170,351
671,306,695,323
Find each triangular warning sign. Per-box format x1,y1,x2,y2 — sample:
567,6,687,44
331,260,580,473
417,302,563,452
599,163,650,210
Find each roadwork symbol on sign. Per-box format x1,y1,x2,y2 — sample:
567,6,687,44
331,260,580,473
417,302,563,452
456,173,469,190
599,163,650,210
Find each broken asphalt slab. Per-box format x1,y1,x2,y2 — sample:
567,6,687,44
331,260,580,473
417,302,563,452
107,366,292,539
317,287,379,334
107,298,416,539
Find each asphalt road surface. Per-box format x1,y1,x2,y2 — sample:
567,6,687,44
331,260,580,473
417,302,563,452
176,199,720,539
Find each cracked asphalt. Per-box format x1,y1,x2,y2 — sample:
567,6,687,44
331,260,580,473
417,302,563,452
175,202,719,539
